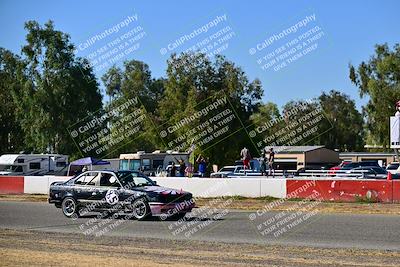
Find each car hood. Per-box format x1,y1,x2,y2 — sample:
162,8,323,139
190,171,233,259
134,185,190,195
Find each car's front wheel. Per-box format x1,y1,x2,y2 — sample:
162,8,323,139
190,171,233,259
61,197,79,218
131,198,150,220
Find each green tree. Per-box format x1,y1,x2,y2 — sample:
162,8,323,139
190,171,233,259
157,52,263,167
349,43,400,148
249,102,280,126
101,60,165,156
11,20,103,156
0,48,26,154
318,90,364,151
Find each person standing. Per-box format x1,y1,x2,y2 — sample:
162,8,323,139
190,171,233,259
240,147,252,170
178,159,186,177
197,155,207,177
169,162,176,177
260,149,268,176
268,148,275,177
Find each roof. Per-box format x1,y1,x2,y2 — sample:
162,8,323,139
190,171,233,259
265,146,325,153
340,152,396,157
0,154,20,165
70,157,110,166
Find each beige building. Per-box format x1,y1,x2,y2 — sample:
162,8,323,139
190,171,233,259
267,146,340,171
339,152,397,167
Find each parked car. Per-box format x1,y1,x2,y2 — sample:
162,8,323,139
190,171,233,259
234,159,261,171
48,170,195,220
386,162,400,174
210,166,243,178
345,166,389,179
336,161,380,173
329,160,352,174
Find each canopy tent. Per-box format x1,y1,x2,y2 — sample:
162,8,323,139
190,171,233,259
70,157,110,166
67,157,111,175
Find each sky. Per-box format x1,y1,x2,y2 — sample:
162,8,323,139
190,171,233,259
0,0,399,110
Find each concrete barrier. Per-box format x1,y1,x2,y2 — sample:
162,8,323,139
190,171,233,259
0,176,24,194
0,175,399,203
152,177,286,198
286,179,399,203
24,176,71,194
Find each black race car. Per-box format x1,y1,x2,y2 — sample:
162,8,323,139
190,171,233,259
48,170,195,220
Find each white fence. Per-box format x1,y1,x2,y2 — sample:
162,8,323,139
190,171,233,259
22,176,286,198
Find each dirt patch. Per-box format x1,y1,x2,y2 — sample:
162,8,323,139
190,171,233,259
0,228,399,266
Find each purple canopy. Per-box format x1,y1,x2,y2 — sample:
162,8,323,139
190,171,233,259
70,157,110,166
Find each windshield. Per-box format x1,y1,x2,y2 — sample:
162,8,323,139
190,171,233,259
371,167,387,174
387,164,399,170
117,171,155,187
3,165,23,172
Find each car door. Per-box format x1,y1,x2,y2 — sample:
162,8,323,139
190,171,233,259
97,172,126,209
73,172,97,201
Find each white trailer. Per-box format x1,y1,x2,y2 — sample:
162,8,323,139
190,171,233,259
0,154,69,176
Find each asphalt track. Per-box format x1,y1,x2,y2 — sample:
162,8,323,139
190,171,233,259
0,201,399,251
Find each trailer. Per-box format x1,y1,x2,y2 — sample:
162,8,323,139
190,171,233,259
0,154,69,176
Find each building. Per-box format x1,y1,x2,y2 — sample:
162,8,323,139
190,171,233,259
339,152,397,167
267,146,340,171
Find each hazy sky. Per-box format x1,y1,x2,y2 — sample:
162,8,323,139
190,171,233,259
1,0,399,110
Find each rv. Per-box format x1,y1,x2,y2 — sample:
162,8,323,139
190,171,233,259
119,150,189,176
0,154,69,176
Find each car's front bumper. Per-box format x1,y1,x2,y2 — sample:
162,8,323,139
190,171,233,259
149,201,195,216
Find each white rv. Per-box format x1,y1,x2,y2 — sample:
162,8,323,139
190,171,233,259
0,154,69,176
119,150,189,176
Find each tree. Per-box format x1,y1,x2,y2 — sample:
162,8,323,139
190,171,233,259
157,52,263,167
101,60,165,156
249,102,280,126
349,43,400,148
11,20,103,156
318,90,364,151
0,48,26,154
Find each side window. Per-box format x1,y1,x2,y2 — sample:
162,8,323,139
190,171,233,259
56,162,67,167
75,173,95,185
142,159,151,171
29,162,40,169
120,159,129,170
87,173,101,186
152,159,163,169
100,173,120,187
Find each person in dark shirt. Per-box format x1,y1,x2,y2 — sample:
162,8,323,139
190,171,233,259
268,148,275,177
169,162,176,177
197,155,207,177
178,159,186,177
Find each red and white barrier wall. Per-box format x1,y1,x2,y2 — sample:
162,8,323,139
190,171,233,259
0,176,70,194
0,176,399,203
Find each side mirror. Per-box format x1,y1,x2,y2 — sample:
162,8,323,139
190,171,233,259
153,181,158,185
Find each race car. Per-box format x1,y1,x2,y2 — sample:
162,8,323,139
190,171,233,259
48,170,195,220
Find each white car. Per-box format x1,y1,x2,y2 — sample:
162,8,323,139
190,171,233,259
210,166,243,178
386,162,400,174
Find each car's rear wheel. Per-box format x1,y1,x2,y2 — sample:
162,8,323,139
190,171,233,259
131,198,150,220
62,197,79,218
